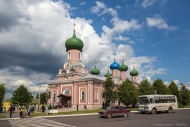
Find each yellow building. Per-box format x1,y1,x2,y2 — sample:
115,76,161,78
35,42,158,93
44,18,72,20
3,102,11,111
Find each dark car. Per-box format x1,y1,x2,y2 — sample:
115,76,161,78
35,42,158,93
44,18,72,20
99,106,130,119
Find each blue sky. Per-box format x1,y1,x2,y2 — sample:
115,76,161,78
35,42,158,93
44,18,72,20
0,0,189,99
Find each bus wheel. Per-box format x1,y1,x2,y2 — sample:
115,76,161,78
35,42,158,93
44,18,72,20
168,108,172,113
141,111,145,114
151,109,157,114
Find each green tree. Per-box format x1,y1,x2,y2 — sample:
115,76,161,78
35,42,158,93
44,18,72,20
168,81,182,103
40,92,47,104
102,77,117,107
36,93,39,99
139,79,154,95
117,79,139,107
0,83,6,106
152,78,169,94
180,83,190,106
11,85,33,106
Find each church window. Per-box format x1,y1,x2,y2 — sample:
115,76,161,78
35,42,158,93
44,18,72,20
95,90,98,100
78,52,81,60
53,93,56,102
68,52,71,59
81,91,85,100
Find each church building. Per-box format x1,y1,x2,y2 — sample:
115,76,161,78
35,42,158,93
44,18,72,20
48,25,139,108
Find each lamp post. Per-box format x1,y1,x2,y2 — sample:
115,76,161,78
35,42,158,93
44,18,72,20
39,86,42,105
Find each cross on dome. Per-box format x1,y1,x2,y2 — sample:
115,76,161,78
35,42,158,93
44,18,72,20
73,23,76,31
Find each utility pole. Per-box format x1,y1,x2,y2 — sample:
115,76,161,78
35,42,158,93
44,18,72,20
46,84,48,116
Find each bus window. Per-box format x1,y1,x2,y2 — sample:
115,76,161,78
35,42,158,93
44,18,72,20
150,98,154,104
138,97,149,104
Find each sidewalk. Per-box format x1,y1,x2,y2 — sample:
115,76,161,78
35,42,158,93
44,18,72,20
1,108,189,120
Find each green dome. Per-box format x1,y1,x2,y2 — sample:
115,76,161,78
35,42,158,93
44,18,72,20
130,69,138,76
91,65,100,75
65,31,84,51
118,60,128,71
104,70,112,77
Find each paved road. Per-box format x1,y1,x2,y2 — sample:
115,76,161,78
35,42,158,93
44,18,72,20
48,109,190,127
1,109,190,127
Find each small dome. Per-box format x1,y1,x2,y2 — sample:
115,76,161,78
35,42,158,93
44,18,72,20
130,69,138,76
110,60,120,70
118,60,128,71
91,65,100,75
65,31,84,52
104,70,112,77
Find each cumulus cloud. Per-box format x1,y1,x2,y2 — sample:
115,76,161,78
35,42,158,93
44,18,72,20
115,5,122,9
0,0,169,99
142,0,156,8
114,36,129,41
80,2,86,5
146,16,177,30
142,0,167,8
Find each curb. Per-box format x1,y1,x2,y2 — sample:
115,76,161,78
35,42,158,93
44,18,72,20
1,109,189,120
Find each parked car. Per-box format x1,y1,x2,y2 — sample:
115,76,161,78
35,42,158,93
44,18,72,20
98,106,130,119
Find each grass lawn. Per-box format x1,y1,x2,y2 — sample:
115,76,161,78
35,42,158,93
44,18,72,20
31,107,137,117
0,114,7,118
184,105,190,108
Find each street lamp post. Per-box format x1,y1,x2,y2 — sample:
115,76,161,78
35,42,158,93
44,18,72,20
39,86,42,105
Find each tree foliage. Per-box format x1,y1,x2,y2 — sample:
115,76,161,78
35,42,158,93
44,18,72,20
102,77,117,106
40,92,47,104
36,93,39,99
152,78,169,94
0,83,6,106
117,79,139,107
180,83,190,106
139,79,154,95
11,85,33,106
168,81,182,103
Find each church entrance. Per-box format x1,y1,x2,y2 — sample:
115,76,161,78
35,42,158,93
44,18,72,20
57,94,71,108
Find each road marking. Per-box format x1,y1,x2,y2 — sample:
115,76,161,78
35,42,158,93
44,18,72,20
9,118,76,127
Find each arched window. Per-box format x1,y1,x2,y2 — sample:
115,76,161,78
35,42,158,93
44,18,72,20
95,91,98,100
78,52,81,60
53,93,56,102
68,52,71,59
81,91,85,100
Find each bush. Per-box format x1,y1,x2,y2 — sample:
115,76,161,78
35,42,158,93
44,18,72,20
178,103,184,108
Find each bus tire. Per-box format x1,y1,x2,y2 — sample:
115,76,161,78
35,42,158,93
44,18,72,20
151,108,157,114
168,107,172,113
141,111,145,114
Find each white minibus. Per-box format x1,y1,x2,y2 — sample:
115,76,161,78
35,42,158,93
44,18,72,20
137,95,178,114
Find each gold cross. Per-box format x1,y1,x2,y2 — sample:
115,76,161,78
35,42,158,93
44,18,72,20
73,23,76,31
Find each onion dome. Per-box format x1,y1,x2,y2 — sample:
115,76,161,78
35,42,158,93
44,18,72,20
65,30,84,52
104,70,112,77
91,65,100,75
118,58,128,71
130,66,138,76
110,59,120,70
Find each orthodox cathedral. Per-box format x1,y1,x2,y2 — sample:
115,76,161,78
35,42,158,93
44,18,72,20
48,25,139,108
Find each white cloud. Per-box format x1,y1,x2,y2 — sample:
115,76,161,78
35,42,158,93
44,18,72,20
91,1,117,16
115,5,122,9
0,0,170,99
142,0,156,8
114,35,129,41
80,2,86,5
146,17,177,30
182,57,188,60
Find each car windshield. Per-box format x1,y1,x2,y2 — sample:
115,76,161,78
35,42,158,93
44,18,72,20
138,97,150,105
106,106,114,110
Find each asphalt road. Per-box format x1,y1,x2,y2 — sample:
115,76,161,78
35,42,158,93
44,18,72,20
1,109,190,127
48,109,190,127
